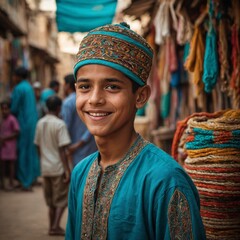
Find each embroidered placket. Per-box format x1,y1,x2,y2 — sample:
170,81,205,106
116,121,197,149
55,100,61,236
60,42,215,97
81,135,148,240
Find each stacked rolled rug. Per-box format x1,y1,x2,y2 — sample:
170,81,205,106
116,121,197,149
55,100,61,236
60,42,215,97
172,110,240,239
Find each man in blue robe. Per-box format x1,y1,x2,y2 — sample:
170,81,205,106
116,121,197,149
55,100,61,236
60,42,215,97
66,23,206,239
11,66,40,190
61,74,97,168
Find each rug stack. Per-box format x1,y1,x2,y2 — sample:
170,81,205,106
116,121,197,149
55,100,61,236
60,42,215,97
172,110,240,239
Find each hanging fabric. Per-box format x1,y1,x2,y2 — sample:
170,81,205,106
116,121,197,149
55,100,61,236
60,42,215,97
230,0,240,109
218,17,230,92
154,0,170,45
202,0,219,93
184,26,205,95
175,0,193,45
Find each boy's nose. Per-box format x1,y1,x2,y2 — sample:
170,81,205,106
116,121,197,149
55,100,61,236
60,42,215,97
88,88,105,105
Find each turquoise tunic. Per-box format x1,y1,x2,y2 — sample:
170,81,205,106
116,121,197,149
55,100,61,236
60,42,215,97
66,136,206,240
11,80,40,188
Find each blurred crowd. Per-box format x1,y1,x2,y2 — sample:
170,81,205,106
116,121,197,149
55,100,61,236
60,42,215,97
0,66,97,235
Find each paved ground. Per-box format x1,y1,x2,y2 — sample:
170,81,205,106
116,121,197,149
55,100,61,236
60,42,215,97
0,181,67,240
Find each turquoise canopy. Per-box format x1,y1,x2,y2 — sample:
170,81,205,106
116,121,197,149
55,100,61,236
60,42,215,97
56,0,117,33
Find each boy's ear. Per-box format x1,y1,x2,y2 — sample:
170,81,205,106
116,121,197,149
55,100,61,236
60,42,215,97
135,85,151,109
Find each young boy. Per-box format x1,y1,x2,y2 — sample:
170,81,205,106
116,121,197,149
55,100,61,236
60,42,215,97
34,95,71,236
66,22,206,239
0,100,20,190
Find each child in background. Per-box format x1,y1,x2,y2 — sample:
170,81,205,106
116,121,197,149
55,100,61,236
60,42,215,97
0,100,20,190
34,95,71,236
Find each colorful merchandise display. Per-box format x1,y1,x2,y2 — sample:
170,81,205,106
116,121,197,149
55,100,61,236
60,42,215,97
172,109,240,239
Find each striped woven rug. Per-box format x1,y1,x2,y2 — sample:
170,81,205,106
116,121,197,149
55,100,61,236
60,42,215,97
172,110,240,239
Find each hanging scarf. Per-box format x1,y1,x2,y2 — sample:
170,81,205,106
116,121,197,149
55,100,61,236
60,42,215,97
202,0,219,93
184,27,205,95
230,23,240,109
202,26,219,93
218,18,230,92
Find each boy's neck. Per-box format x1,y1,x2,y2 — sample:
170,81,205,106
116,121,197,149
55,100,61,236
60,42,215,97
48,111,59,117
96,130,138,171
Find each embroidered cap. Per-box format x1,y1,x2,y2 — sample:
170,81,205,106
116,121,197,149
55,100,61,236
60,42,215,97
74,22,153,86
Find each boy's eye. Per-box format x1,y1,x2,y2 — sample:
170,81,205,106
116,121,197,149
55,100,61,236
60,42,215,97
77,84,90,90
105,85,120,90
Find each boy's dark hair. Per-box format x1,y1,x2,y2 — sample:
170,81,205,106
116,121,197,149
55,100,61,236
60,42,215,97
46,96,62,112
0,100,10,109
49,80,60,89
132,81,141,93
64,74,75,91
14,66,29,79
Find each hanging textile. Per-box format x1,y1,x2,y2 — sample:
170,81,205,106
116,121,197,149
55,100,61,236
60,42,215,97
56,0,117,33
184,27,205,95
153,0,170,45
230,0,240,109
217,0,230,93
202,0,219,93
202,26,219,93
154,0,178,45
218,17,230,92
175,0,193,45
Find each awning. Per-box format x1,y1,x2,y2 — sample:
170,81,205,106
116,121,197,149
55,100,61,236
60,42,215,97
56,0,117,33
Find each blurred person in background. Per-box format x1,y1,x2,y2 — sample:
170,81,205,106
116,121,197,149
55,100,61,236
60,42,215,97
11,66,40,191
33,81,45,119
0,100,20,190
40,79,60,104
61,73,97,168
34,95,71,236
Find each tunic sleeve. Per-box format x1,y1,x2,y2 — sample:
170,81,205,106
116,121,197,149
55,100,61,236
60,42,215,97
57,123,71,147
154,186,206,240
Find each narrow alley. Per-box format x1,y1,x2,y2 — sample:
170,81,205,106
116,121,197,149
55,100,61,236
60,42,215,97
0,181,67,240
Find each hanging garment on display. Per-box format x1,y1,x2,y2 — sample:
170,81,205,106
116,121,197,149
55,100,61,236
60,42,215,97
202,26,219,93
184,27,205,95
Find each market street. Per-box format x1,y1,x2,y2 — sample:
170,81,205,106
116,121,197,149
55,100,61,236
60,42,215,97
0,181,67,240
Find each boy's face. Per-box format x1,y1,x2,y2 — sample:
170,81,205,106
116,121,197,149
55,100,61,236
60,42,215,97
63,82,70,97
53,85,60,94
75,64,148,138
1,104,10,118
12,74,20,85
34,88,41,100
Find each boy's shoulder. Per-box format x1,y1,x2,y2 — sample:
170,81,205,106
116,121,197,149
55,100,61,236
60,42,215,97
36,115,67,132
38,114,63,124
8,114,20,128
16,80,31,90
139,142,184,176
72,152,98,178
143,142,175,162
